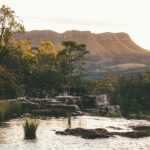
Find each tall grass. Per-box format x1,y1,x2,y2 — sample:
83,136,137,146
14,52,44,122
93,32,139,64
0,101,22,122
24,119,39,140
66,113,71,129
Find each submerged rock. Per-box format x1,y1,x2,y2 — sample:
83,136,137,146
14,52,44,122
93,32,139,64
56,128,111,139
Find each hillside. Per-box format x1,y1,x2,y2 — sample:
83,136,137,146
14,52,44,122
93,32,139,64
14,30,150,79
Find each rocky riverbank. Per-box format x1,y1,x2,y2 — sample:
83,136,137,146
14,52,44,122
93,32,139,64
17,94,120,117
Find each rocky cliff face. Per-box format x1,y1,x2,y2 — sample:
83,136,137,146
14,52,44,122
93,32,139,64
14,30,150,79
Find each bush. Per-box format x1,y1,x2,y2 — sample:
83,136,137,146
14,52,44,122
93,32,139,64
0,101,22,122
24,119,39,139
106,112,121,118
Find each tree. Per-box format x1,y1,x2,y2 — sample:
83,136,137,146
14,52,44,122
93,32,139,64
0,5,24,46
57,41,88,94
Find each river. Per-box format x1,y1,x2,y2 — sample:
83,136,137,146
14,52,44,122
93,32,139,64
0,116,150,150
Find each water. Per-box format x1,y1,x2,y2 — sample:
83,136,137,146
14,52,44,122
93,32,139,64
0,116,150,150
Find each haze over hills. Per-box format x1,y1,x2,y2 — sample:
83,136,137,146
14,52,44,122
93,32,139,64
14,30,150,79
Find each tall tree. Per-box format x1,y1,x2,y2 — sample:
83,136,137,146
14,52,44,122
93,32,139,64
57,41,88,94
0,5,24,46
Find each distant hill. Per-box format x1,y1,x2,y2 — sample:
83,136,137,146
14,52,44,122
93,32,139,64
14,30,150,79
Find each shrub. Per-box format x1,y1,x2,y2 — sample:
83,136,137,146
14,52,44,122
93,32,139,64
106,112,121,118
24,119,39,140
0,101,22,122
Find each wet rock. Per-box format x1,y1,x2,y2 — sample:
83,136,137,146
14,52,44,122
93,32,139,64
56,128,111,139
112,131,150,138
56,131,69,135
130,125,150,132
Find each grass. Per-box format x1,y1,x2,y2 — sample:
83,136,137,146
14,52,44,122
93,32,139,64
106,112,121,118
66,113,71,129
0,101,22,122
24,119,39,140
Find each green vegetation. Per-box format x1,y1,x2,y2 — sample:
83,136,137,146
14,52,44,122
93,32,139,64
0,101,22,122
106,112,121,118
24,119,39,139
0,5,24,47
84,72,150,118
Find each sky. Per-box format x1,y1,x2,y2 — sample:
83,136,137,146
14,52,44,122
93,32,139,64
1,0,150,50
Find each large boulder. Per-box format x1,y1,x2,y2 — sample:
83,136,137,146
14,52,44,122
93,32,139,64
56,128,111,139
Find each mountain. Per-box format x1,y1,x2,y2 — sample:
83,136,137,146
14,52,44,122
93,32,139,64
14,30,150,79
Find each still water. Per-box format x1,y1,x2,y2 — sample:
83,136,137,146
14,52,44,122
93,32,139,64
0,116,150,150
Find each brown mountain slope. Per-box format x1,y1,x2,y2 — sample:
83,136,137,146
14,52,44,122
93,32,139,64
13,30,150,79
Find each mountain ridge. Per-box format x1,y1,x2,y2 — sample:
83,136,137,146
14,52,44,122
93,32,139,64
13,30,150,79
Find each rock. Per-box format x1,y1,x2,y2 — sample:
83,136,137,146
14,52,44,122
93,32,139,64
112,131,150,138
44,104,80,112
95,95,110,107
130,125,150,132
55,95,82,107
56,131,69,135
21,113,31,118
72,111,89,116
82,95,121,115
21,101,40,110
56,128,111,139
107,126,123,130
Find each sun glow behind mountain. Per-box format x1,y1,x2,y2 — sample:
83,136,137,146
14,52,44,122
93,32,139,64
1,0,150,50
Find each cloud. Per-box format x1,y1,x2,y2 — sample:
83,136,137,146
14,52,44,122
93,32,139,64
23,16,127,27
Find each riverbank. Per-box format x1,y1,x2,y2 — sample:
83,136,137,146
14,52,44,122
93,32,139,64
0,98,150,122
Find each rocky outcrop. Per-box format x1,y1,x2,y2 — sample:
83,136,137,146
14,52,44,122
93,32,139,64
17,98,80,116
83,94,120,115
56,128,111,139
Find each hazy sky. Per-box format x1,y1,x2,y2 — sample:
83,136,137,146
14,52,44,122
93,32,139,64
1,0,150,49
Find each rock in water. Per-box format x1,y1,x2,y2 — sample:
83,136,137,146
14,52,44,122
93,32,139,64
56,128,111,139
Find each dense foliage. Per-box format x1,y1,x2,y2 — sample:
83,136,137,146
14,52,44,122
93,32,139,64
83,72,150,116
